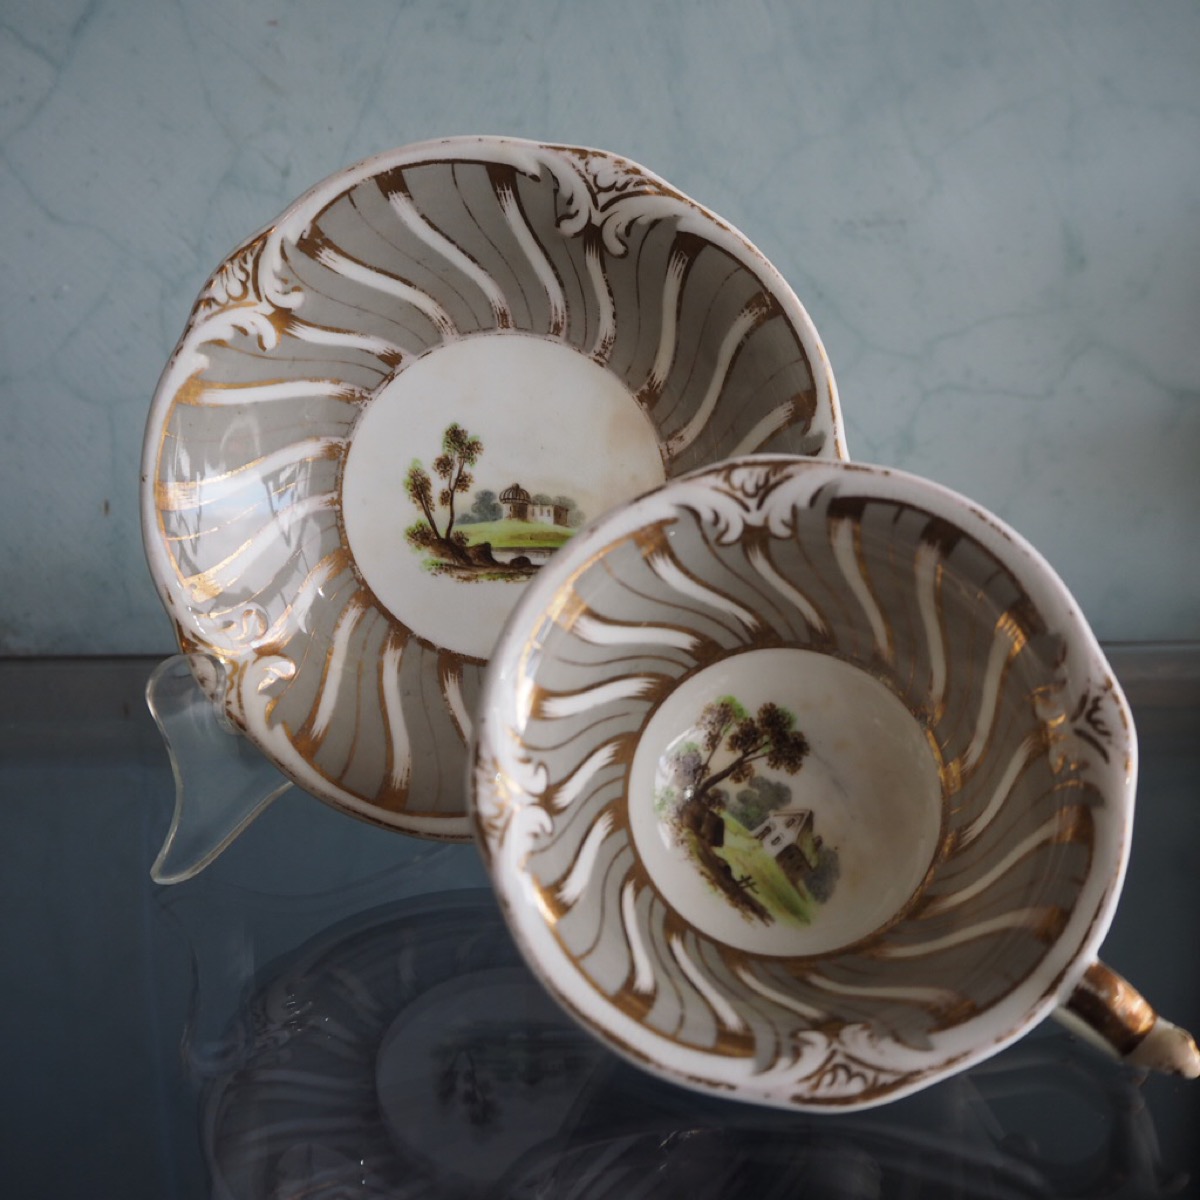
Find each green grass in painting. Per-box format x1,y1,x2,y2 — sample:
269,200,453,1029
714,815,817,926
459,519,574,550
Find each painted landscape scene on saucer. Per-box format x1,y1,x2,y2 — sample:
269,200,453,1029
403,422,585,583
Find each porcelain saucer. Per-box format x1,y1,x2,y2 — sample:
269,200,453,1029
142,135,844,837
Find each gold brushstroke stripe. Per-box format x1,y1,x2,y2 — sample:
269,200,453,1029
957,605,1036,775
879,906,1067,959
583,226,616,361
174,374,365,407
637,232,705,406
829,506,893,663
290,589,371,760
642,538,761,632
373,627,410,805
156,437,344,510
279,312,407,367
298,226,459,339
922,806,1092,916
378,167,514,330
488,162,567,336
529,672,669,721
178,493,338,602
663,291,780,460
438,652,474,745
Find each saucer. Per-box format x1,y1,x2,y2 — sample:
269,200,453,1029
141,135,844,837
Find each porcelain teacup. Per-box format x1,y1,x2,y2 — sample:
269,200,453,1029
471,456,1199,1110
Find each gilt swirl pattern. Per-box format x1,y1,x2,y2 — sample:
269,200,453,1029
474,459,1131,1108
143,138,841,835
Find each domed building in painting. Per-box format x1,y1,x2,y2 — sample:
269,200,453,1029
500,483,569,526
499,483,532,520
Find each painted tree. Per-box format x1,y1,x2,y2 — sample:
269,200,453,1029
459,488,502,525
728,775,792,831
668,697,810,837
655,696,808,923
405,423,484,562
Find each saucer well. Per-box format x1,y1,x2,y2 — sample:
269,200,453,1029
142,136,844,838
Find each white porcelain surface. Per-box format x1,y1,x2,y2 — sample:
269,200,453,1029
141,136,841,836
472,456,1138,1110
627,648,944,959
340,335,667,661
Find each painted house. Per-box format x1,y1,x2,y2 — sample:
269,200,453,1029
500,483,568,526
751,806,821,884
538,500,570,526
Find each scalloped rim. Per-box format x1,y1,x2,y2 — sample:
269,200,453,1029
140,136,845,838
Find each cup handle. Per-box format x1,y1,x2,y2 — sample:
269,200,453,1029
1053,961,1200,1077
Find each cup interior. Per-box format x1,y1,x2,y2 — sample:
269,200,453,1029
475,459,1131,1107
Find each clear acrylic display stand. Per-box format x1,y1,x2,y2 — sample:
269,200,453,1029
143,655,486,1063
145,654,295,885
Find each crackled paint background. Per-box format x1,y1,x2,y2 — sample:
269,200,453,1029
1,0,1198,653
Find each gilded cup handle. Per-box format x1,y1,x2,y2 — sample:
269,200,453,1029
1054,961,1200,1077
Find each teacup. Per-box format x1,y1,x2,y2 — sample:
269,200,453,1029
470,456,1199,1110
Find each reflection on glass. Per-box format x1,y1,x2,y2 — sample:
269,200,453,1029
190,890,1188,1200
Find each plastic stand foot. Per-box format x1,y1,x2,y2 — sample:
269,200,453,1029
146,653,293,884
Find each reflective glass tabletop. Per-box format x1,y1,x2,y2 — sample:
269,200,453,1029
1,650,1197,1200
